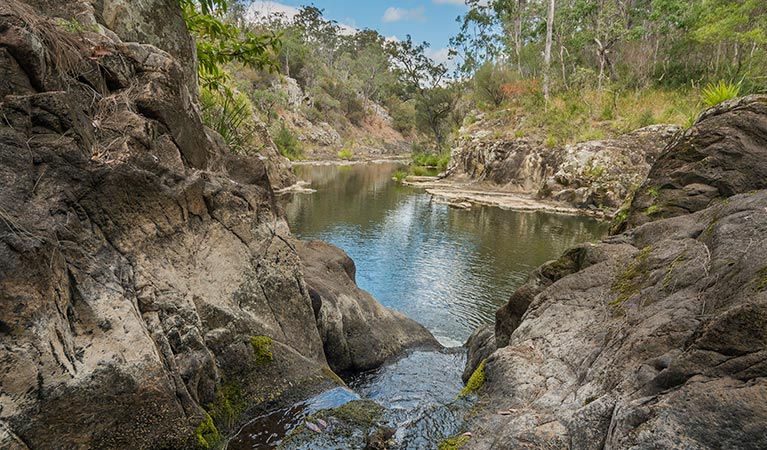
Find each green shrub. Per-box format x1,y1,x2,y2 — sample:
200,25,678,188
701,80,741,107
412,152,450,170
409,165,433,176
337,142,354,160
392,170,407,182
387,97,416,134
637,109,655,128
545,133,558,148
200,86,256,153
273,124,303,160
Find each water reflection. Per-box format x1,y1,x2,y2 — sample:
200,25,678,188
283,163,608,346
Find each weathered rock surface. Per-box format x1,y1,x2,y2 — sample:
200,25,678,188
275,76,410,161
447,120,680,213
617,95,767,232
0,2,436,449
298,240,439,374
544,125,681,210
462,100,767,449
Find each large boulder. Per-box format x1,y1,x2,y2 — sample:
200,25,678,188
617,95,767,232
464,190,767,449
297,240,439,374
462,99,767,449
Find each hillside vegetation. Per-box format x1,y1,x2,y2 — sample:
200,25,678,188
184,0,766,167
447,0,766,146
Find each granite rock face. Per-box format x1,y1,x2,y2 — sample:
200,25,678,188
617,95,767,233
463,99,767,449
0,2,436,449
298,240,439,375
447,121,680,213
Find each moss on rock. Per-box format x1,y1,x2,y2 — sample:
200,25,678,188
459,359,486,397
250,335,273,364
438,434,470,450
194,414,222,449
610,246,651,307
754,267,767,292
313,400,385,428
207,382,248,431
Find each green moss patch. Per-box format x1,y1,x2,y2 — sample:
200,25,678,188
610,246,651,307
438,435,470,450
207,382,248,431
459,360,486,397
313,400,384,428
250,335,273,364
662,249,689,289
645,205,661,216
754,267,767,292
194,414,222,449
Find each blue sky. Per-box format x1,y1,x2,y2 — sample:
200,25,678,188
251,1,473,65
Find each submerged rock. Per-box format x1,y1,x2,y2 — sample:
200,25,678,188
462,99,767,449
278,400,389,450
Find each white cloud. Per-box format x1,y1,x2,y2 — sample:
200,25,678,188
249,1,300,19
382,6,426,23
433,0,490,5
249,1,358,35
426,47,457,72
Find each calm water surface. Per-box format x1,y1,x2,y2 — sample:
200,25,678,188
234,162,608,449
284,162,608,346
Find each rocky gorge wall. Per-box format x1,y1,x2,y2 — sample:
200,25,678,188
0,2,436,449
461,95,767,449
447,117,681,214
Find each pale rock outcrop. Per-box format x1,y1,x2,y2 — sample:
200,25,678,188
447,120,680,213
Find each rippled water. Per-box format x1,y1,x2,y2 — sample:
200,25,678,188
349,349,470,449
284,162,609,346
231,162,608,449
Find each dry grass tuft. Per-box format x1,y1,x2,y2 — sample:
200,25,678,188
3,1,90,79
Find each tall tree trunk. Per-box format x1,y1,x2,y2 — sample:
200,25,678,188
559,42,568,90
543,0,555,102
514,0,526,76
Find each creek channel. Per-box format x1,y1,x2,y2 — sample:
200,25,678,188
229,162,608,449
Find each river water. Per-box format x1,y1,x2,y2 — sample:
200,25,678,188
284,162,608,346
231,162,608,449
